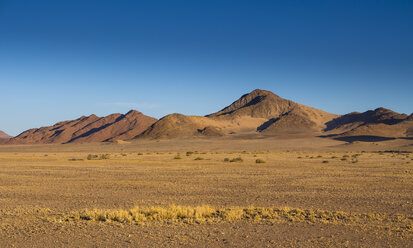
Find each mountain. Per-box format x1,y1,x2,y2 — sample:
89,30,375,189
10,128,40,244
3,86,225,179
325,108,412,138
7,110,157,144
139,89,338,139
0,130,12,139
208,89,337,133
0,130,12,144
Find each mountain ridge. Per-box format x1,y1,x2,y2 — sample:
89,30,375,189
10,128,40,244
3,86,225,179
6,110,157,144
2,89,412,144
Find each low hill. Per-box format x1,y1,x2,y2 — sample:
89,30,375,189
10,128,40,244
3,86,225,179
138,114,225,139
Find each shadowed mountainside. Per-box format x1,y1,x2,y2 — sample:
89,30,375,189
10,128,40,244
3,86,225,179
325,108,412,138
7,110,157,144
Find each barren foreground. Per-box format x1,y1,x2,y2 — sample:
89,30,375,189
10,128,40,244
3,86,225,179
0,138,412,247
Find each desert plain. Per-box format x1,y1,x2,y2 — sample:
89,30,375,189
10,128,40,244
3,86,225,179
0,136,412,247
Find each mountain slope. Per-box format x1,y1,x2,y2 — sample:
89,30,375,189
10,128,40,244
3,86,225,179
8,110,157,144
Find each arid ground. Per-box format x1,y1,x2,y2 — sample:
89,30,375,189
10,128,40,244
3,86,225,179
0,137,412,247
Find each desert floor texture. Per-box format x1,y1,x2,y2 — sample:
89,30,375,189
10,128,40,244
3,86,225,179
0,137,412,247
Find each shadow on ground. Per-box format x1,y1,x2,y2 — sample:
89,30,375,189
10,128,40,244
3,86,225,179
319,135,397,143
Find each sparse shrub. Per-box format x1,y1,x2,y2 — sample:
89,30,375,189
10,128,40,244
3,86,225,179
331,156,338,159
174,155,182,160
253,155,257,157
44,154,48,157
317,155,322,158
194,157,204,160
230,157,243,162
87,154,98,160
121,153,127,157
223,158,230,162
68,158,84,161
322,160,329,163
87,154,110,160
255,159,266,163
137,153,143,155
341,158,347,161
186,151,194,156
297,156,302,159
101,154,110,159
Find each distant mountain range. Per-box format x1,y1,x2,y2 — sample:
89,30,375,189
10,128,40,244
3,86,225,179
2,89,412,144
6,110,157,144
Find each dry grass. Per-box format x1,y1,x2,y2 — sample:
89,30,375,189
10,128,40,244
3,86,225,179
61,205,413,231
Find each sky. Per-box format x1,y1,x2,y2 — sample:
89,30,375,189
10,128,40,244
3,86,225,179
0,0,412,136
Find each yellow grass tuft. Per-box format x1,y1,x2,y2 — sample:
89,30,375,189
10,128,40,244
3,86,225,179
62,205,412,230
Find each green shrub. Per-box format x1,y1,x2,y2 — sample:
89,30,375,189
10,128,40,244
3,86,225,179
255,159,266,163
194,157,204,160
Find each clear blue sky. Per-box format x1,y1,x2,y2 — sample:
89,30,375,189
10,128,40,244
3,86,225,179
1,0,412,136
